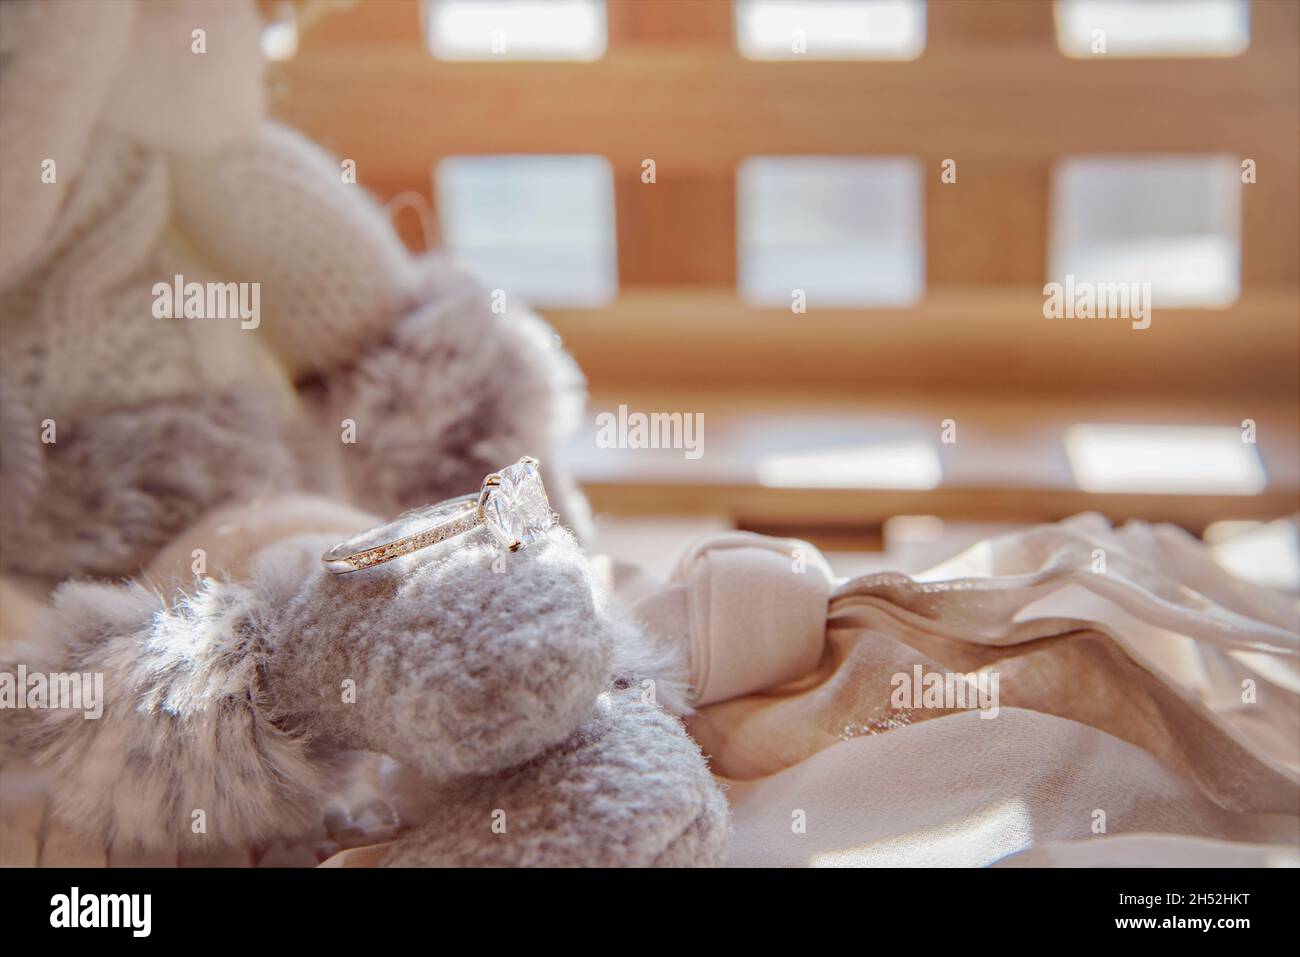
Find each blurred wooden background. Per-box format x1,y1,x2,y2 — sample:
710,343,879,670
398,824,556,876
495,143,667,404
271,0,1300,536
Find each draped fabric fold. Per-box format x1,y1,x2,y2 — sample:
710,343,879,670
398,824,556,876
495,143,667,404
629,531,834,707
628,513,1300,867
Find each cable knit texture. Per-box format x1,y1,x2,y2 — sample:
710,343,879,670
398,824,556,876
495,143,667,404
168,123,420,378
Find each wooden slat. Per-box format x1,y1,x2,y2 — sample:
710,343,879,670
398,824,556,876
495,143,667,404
925,158,1049,285
273,52,1300,290
571,382,1299,489
606,0,733,45
925,0,1056,46
1237,2,1300,283
541,286,1300,399
572,377,1300,532
605,0,736,284
1241,150,1300,284
273,48,1299,168
615,169,735,284
923,0,1055,289
286,0,424,48
582,482,1300,534
275,1,1300,534
1252,0,1300,49
277,2,1299,289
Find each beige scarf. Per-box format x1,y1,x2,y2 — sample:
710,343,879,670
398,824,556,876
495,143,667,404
627,513,1299,866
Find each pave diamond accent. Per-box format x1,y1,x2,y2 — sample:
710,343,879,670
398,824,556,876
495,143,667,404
342,505,479,569
481,461,553,548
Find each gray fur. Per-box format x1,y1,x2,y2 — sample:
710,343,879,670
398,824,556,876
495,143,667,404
0,388,296,579
12,525,728,864
381,687,730,867
255,528,613,781
328,264,592,537
11,575,326,852
0,372,44,536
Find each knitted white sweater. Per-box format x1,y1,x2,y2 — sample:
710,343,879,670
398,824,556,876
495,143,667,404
1,122,425,420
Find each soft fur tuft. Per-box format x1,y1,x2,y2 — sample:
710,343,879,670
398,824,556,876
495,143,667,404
255,526,614,780
381,686,730,867
598,588,694,716
329,261,591,536
18,577,326,852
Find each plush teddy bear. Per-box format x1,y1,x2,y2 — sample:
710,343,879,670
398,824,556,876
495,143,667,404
0,0,729,866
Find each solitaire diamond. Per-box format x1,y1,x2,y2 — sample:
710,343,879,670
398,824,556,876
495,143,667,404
322,457,557,574
481,461,555,549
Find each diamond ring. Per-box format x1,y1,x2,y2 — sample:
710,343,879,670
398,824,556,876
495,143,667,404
321,457,558,574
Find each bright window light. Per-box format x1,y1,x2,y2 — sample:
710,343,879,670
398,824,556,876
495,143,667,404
1056,0,1250,57
426,0,606,61
1050,156,1241,308
1065,424,1266,494
436,155,617,306
738,156,924,307
756,437,941,489
1206,520,1300,591
884,514,946,543
809,799,1034,868
261,3,299,61
736,0,926,60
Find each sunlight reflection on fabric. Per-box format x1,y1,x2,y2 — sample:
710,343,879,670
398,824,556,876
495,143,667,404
809,798,1034,867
